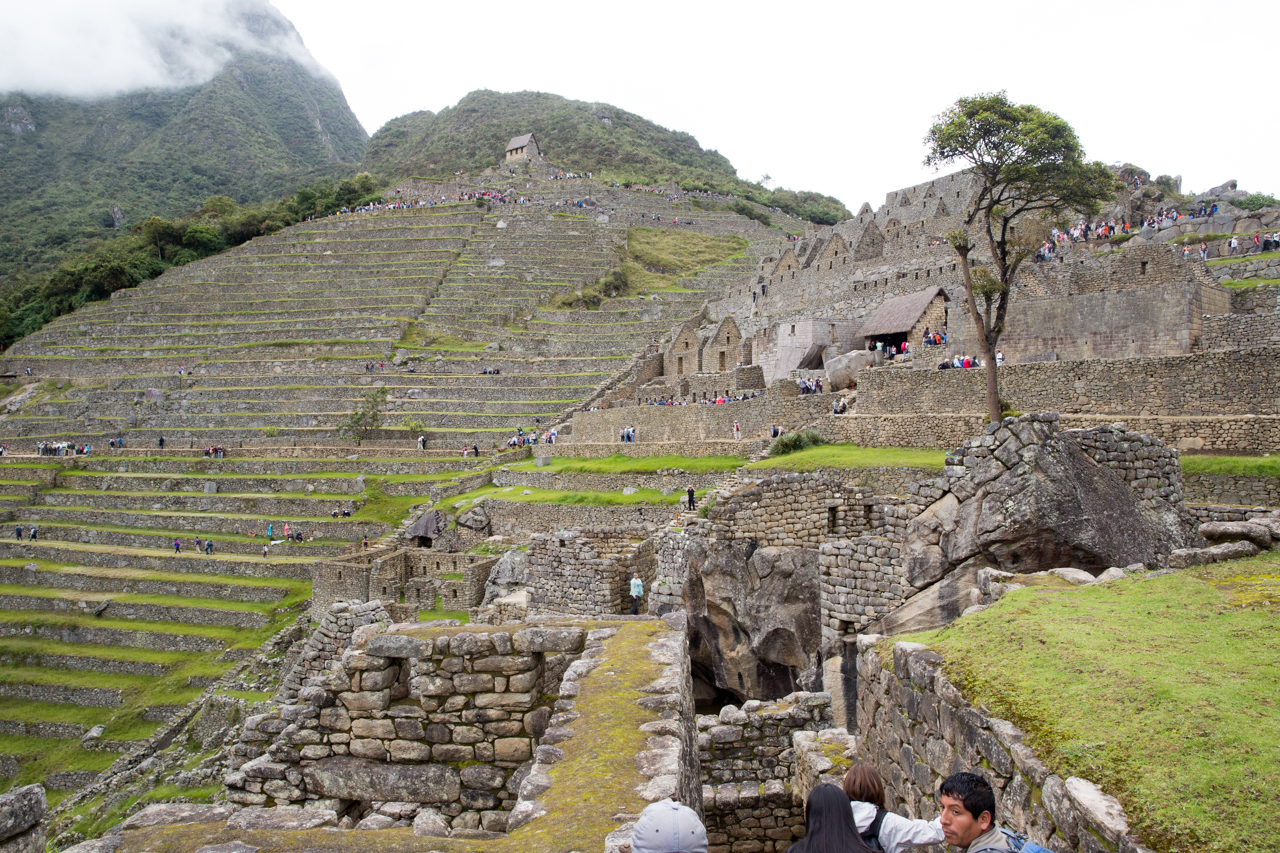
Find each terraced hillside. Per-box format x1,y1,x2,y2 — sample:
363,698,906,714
0,177,774,796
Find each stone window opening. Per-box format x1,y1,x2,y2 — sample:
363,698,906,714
1140,261,1148,275
337,571,342,580
828,507,838,532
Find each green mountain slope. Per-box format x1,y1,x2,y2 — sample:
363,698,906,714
363,90,850,224
0,52,368,280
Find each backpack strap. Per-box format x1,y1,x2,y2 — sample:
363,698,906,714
861,808,887,850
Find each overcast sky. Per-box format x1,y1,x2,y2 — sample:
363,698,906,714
3,0,1273,211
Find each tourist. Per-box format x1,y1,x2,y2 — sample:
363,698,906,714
174,538,181,554
995,349,1004,367
843,764,943,853
27,526,36,541
732,421,741,440
1199,242,1208,261
788,783,874,853
1229,236,1239,256
262,544,269,559
629,798,708,853
205,539,214,556
629,572,644,615
13,526,20,541
687,486,696,510
937,773,1008,853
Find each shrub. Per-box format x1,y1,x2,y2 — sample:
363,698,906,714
1233,193,1280,212
729,200,771,227
340,386,387,440
767,429,828,457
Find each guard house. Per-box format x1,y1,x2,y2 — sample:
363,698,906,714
856,286,949,351
505,133,540,163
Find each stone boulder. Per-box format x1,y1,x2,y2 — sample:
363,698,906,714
0,785,45,851
903,415,1196,587
825,350,873,390
682,539,821,702
456,505,490,532
1199,521,1274,550
483,549,527,604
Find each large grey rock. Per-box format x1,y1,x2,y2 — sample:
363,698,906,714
683,540,821,702
1206,540,1260,562
1199,521,1273,549
225,807,337,831
482,549,528,605
364,634,429,659
194,843,259,853
114,803,233,833
412,808,450,837
60,840,120,853
301,756,460,803
1065,776,1129,845
869,559,984,636
904,421,1195,584
825,350,874,390
0,785,44,842
457,505,490,531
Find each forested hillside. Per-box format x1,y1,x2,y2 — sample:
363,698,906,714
0,52,368,281
364,90,851,224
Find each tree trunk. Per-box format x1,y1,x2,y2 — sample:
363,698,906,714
981,337,1001,424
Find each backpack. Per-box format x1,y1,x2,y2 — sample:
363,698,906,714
970,828,1053,853
860,807,887,852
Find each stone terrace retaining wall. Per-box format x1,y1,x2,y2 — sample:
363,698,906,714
856,347,1280,418
525,528,656,616
817,413,987,450
226,624,586,835
851,637,1148,853
491,469,726,493
697,693,833,853
0,593,268,630
1201,311,1280,350
484,499,680,539
541,440,765,459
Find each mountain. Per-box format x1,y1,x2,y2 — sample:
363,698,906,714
0,48,367,280
363,90,851,224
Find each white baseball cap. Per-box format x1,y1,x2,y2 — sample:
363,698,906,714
630,799,708,853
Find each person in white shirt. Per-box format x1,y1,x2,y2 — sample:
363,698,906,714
844,764,944,853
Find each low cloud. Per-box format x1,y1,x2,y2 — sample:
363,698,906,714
0,0,331,98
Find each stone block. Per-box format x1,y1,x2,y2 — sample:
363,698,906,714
348,739,387,761
365,635,429,659
513,627,585,653
350,719,396,740
359,667,400,692
494,737,532,762
338,689,389,711
302,756,460,803
387,740,433,762
225,808,337,831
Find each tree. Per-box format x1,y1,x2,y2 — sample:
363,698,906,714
340,386,387,440
925,92,1117,423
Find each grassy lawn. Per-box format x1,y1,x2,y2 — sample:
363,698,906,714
1180,455,1280,476
896,550,1280,853
505,453,743,475
1206,250,1280,266
748,443,947,472
444,483,695,510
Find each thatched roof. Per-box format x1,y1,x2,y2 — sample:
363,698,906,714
506,133,536,152
857,286,948,338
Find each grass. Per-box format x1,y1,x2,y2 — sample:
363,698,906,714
418,598,471,625
747,443,947,472
1180,454,1280,477
445,483,695,510
1206,249,1280,266
1218,279,1280,289
895,550,1280,853
505,453,743,475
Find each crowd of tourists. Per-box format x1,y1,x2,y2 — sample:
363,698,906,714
798,377,824,394
626,767,1032,853
938,350,1002,370
173,537,216,556
202,446,226,459
37,441,87,456
618,426,637,443
868,340,910,361
506,427,555,449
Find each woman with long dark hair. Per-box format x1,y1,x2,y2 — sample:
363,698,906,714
788,783,874,853
843,763,943,853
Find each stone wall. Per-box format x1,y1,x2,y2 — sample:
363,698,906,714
818,538,908,637
541,439,766,459
491,469,726,494
697,693,833,853
525,528,655,616
849,637,1147,853
275,600,390,704
1201,311,1280,350
226,623,587,835
484,499,681,539
855,347,1280,418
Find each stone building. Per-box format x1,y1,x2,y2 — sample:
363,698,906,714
664,318,704,376
311,546,497,618
504,133,539,163
855,285,949,352
702,316,744,373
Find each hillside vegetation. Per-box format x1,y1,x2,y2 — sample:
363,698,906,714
900,553,1280,853
364,90,851,224
0,52,368,282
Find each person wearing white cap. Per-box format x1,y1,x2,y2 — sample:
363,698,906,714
630,799,708,853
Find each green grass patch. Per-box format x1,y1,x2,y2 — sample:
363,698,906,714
896,551,1280,853
419,597,471,625
1218,278,1280,289
1206,249,1280,264
505,453,743,475
748,443,947,471
1180,454,1280,477
446,484,693,509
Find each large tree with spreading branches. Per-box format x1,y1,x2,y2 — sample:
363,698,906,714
924,92,1118,423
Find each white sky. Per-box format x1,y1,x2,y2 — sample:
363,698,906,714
3,0,1273,211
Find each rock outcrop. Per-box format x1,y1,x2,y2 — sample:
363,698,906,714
682,538,821,703
901,414,1198,614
